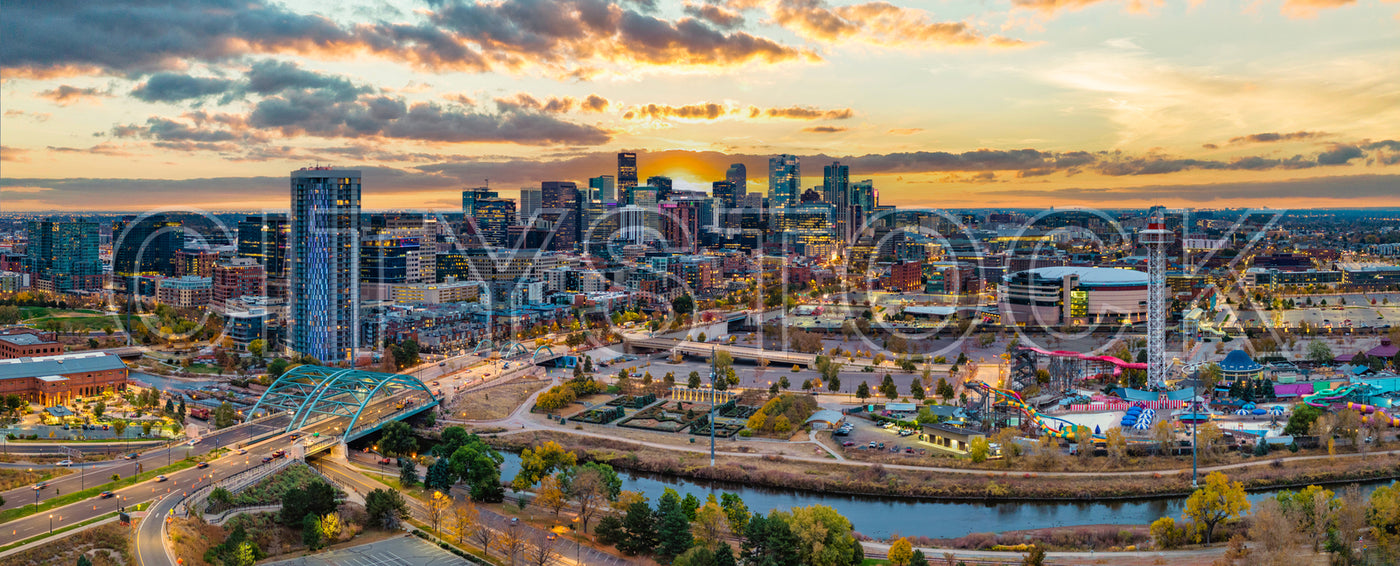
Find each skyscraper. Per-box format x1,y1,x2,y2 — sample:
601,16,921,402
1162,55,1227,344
712,180,738,231
24,219,101,293
518,188,543,222
726,163,747,200
647,175,673,202
475,197,517,247
588,175,615,203
824,161,850,241
237,213,289,299
290,167,361,362
617,152,638,194
540,181,581,251
461,187,499,216
768,154,800,208
113,214,184,280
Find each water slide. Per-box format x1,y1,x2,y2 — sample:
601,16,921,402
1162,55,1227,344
1019,346,1148,377
968,380,1097,442
1344,402,1400,427
1303,383,1363,408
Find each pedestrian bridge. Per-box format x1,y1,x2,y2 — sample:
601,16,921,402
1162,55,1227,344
245,365,438,442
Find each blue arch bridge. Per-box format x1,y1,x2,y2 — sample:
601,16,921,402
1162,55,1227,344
245,365,439,454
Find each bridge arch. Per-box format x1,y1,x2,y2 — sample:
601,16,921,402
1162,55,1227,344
246,365,437,436
532,345,556,363
501,342,528,358
471,339,495,355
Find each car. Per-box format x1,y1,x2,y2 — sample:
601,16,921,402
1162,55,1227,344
33,482,48,490
187,438,201,446
841,441,855,447
438,362,446,367
99,491,114,499
432,381,440,386
868,441,878,449
273,450,287,458
56,460,73,467
904,447,915,454
237,448,247,455
196,462,209,469
125,452,140,460
379,457,391,465
289,433,302,441
261,457,273,463
156,475,168,482
899,429,914,437
311,432,320,438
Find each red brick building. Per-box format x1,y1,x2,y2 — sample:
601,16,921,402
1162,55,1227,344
212,257,265,311
0,328,62,359
881,261,923,292
0,351,128,405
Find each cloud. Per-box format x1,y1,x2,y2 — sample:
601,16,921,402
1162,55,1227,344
3,110,51,122
130,74,238,103
0,0,811,79
975,174,1400,204
1317,143,1364,165
1009,0,1161,16
684,2,746,29
887,128,923,135
1282,0,1358,18
744,0,1027,48
44,142,134,157
802,126,848,133
493,93,609,114
627,102,730,120
0,146,30,162
36,85,112,106
748,105,854,120
581,94,610,112
1226,131,1331,145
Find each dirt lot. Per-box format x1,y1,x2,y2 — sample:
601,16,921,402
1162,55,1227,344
448,378,550,421
5,520,131,566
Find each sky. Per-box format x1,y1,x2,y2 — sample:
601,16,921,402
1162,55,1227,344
1,0,1398,212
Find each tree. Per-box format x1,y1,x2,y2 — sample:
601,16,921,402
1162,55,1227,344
399,458,419,487
562,464,615,533
1021,546,1046,566
1307,340,1335,365
248,339,266,358
93,400,105,420
365,488,409,529
1150,516,1182,549
1104,427,1128,466
451,501,479,546
888,537,913,566
423,457,453,491
231,542,256,566
1183,471,1250,544
537,475,569,515
1198,363,1223,391
379,421,417,457
512,441,577,490
426,490,451,534
1284,404,1323,436
319,513,342,544
526,530,562,566
855,382,871,402
908,549,928,566
909,380,925,400
213,401,237,429
501,521,527,565
673,294,695,316
1275,485,1337,552
1152,419,1176,456
720,493,750,536
967,437,991,463
281,480,337,526
657,489,695,562
302,512,323,550
782,505,858,566
688,371,702,389
111,419,127,440
694,497,728,549
619,501,659,556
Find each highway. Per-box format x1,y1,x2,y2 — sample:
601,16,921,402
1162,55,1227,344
0,415,289,517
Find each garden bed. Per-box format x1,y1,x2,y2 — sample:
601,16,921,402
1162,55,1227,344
617,400,703,432
205,462,341,513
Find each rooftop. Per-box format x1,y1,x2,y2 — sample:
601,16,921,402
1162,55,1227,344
1015,266,1149,286
0,352,127,381
0,334,51,346
1219,349,1263,373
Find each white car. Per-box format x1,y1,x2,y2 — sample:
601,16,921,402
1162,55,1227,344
237,448,247,455
56,460,73,467
187,438,201,446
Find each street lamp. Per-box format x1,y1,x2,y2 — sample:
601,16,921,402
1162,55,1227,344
48,513,53,534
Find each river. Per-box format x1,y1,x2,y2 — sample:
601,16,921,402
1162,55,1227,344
495,452,1390,539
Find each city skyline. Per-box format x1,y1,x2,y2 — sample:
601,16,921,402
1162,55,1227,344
2,1,1398,211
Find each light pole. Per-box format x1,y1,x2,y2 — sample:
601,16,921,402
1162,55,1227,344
48,513,53,534
709,346,718,467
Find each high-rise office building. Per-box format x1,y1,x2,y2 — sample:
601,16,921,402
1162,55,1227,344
360,233,418,301
475,198,517,247
461,187,499,216
518,188,543,222
113,214,184,280
24,219,102,293
540,181,581,251
726,163,747,200
647,175,673,202
768,154,800,208
712,180,738,231
589,175,616,204
617,152,638,193
850,179,877,234
823,161,850,240
237,213,289,299
290,167,361,362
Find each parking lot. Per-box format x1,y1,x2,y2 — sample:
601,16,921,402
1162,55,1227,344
831,413,933,457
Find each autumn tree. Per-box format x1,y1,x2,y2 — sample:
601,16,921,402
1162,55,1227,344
888,537,913,566
1183,471,1251,544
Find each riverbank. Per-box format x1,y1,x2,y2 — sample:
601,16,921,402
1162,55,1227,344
484,429,1400,502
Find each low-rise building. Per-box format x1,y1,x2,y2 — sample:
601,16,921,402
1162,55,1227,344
0,351,129,405
919,422,986,455
390,280,483,304
0,329,62,359
156,275,212,308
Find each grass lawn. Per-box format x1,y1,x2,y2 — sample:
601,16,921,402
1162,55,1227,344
185,363,225,374
22,315,121,332
447,379,549,421
0,459,198,523
17,307,103,318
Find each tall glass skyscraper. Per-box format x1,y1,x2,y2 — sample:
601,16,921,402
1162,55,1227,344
617,152,638,193
588,175,614,204
768,154,800,208
24,219,101,293
726,163,747,200
824,161,850,240
290,167,361,362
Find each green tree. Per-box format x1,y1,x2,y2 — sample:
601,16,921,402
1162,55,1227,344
267,358,290,377
213,402,237,429
280,479,337,526
398,458,419,487
365,488,409,529
512,440,577,490
248,339,266,358
968,437,991,463
619,501,659,556
1307,340,1335,365
424,457,454,491
657,489,695,562
301,512,323,550
908,549,929,566
782,505,858,566
673,294,695,316
1284,404,1324,436
855,382,870,402
378,421,417,456
1183,471,1251,544
688,371,702,389
93,400,105,420
111,419,127,440
449,439,505,502
740,513,801,566
720,493,750,536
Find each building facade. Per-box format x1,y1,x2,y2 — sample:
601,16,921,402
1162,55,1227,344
290,167,361,362
0,352,129,405
768,154,800,208
1002,266,1150,327
24,219,102,293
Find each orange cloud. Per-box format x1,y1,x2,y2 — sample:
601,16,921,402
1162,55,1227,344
802,126,849,133
748,105,854,120
36,85,112,106
621,102,854,122
1281,0,1357,18
744,0,1028,48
